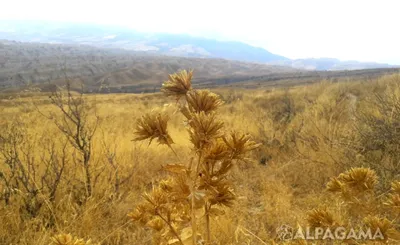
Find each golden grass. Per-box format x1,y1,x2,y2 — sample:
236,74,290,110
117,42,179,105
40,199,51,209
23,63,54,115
0,73,400,244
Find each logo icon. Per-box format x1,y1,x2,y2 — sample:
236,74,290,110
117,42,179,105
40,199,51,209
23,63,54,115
276,224,294,241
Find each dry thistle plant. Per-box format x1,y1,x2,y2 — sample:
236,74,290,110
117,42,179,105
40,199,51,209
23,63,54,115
326,167,381,222
129,69,260,245
322,167,400,243
326,167,378,215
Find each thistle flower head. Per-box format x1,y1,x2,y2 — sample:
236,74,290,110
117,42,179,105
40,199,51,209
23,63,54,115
384,194,400,212
391,181,400,195
338,167,378,192
161,69,193,99
203,140,230,162
50,234,94,245
188,112,224,150
326,177,344,192
133,112,173,145
186,90,224,114
384,181,400,213
146,217,165,231
306,208,337,229
207,182,236,207
363,216,397,241
128,203,152,224
222,131,261,160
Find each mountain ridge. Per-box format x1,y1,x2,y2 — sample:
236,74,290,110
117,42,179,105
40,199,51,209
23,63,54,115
1,20,396,71
0,39,297,92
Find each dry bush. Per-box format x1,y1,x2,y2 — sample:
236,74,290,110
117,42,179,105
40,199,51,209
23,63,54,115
0,118,67,219
356,74,400,188
45,83,100,198
318,167,400,243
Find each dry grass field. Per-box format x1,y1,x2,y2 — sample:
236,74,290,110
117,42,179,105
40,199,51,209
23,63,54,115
0,71,399,244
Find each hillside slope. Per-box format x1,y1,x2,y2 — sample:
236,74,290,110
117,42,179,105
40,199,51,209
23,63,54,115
0,21,288,63
0,40,295,92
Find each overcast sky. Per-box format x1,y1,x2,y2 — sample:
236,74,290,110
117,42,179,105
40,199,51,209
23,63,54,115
1,0,399,64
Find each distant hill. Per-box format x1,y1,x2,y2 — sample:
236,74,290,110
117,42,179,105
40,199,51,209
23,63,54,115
0,40,296,93
271,58,397,71
1,40,399,94
1,20,397,71
0,20,288,63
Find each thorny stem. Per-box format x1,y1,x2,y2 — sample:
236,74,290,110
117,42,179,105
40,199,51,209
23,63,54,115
167,142,197,244
146,197,184,245
191,152,202,245
204,158,211,244
238,226,269,245
167,143,182,163
100,220,132,243
157,212,184,245
205,203,211,244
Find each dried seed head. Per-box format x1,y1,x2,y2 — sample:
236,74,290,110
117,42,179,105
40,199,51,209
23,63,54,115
50,234,94,245
214,159,234,177
159,179,174,192
391,181,400,195
146,217,165,231
128,204,152,224
188,112,224,150
306,208,337,229
384,194,400,213
186,90,224,114
385,181,400,213
326,177,343,192
363,216,397,241
338,167,378,192
50,234,74,245
133,112,173,146
222,131,261,160
207,183,236,207
144,188,169,207
161,69,193,99
203,140,230,162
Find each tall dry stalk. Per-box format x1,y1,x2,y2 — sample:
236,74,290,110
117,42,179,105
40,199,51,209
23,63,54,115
129,70,260,244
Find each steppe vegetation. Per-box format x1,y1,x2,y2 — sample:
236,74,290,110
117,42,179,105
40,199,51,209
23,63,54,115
0,71,400,244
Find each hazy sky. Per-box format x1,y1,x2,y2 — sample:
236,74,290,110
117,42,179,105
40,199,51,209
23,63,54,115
1,0,399,64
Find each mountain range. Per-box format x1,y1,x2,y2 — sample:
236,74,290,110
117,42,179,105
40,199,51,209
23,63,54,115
0,39,298,92
0,20,396,71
